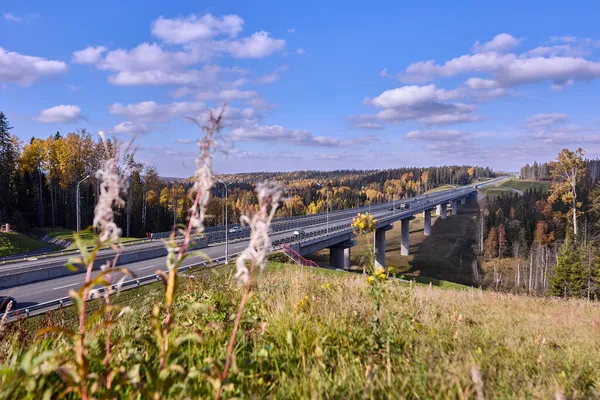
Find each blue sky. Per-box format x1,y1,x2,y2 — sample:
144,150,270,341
2,0,599,176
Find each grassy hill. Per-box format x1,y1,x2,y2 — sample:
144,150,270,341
2,263,599,398
0,232,54,257
47,228,139,248
501,179,550,193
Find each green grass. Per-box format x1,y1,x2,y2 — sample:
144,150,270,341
482,187,514,197
424,184,455,194
0,232,55,257
2,263,599,398
501,179,550,193
48,228,139,248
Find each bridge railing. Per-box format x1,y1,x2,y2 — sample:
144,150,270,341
280,244,321,268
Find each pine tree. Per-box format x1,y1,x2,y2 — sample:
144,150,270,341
549,233,586,298
0,112,18,223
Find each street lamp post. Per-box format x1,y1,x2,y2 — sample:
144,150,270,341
215,177,229,263
76,175,90,233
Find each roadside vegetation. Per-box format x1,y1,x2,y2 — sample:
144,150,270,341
0,232,54,257
501,179,550,193
2,264,599,398
47,228,139,249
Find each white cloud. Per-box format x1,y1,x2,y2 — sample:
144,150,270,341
37,105,83,123
109,101,205,122
3,12,21,22
405,130,469,141
216,31,285,58
296,48,306,55
0,47,67,86
357,84,479,126
379,68,391,77
175,138,195,144
354,122,384,130
256,73,280,84
2,12,40,23
473,33,521,53
231,125,379,147
67,84,81,92
465,77,498,89
196,89,258,101
526,113,568,128
72,46,107,64
401,33,600,90
417,113,482,125
151,14,244,44
112,121,150,135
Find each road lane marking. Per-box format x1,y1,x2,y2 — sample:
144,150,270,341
52,282,79,290
137,265,158,271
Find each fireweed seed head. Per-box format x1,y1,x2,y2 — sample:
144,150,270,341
185,107,225,234
235,181,283,284
93,132,135,243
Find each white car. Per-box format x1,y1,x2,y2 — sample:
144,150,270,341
293,229,305,236
229,226,243,233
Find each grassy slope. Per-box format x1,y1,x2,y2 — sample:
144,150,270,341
48,229,139,248
482,187,514,197
0,232,53,257
424,184,455,194
502,179,550,193
2,263,599,398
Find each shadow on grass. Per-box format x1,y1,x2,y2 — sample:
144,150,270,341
406,201,481,287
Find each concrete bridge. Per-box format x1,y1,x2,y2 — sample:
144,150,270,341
289,178,503,270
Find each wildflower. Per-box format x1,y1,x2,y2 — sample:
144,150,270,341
352,212,377,235
94,132,135,243
367,275,376,285
185,108,224,233
375,267,387,281
235,181,283,284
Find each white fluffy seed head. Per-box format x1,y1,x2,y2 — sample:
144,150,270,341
235,181,283,284
93,133,135,243
186,108,224,234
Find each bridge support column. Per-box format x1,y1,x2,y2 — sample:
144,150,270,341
374,225,393,269
435,204,442,216
400,218,412,256
440,203,448,219
452,199,459,215
460,197,466,205
423,209,432,236
329,240,354,270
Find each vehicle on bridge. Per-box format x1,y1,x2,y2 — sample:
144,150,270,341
399,203,409,210
293,229,305,236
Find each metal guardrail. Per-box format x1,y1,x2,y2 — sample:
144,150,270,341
0,250,248,322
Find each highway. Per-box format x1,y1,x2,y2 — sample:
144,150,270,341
0,178,503,311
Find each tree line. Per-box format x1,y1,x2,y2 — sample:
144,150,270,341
482,148,600,299
0,111,495,238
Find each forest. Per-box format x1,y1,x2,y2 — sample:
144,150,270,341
0,111,494,238
481,148,600,299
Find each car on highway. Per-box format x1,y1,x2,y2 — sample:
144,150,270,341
399,203,409,210
388,207,394,211
0,296,16,312
293,229,305,236
229,226,243,233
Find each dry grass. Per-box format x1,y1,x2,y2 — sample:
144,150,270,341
3,263,599,398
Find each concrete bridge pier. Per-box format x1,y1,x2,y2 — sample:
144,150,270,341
435,204,442,216
374,225,393,269
329,240,354,270
440,203,448,219
460,197,466,205
423,209,432,236
400,217,415,256
452,199,459,215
